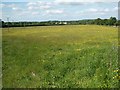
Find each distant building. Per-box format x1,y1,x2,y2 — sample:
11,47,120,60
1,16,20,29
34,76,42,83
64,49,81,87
59,22,62,24
55,22,58,24
63,22,67,24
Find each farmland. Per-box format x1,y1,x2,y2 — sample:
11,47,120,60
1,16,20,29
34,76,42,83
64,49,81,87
2,25,118,88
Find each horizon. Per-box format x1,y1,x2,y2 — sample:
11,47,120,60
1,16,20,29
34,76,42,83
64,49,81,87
1,17,118,22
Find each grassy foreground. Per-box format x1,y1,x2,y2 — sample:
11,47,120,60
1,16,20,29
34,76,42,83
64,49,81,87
2,25,118,88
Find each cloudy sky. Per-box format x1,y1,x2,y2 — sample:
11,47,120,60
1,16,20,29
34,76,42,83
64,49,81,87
1,0,119,21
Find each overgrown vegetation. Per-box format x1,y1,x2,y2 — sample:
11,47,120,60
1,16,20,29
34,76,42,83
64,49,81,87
1,17,119,28
2,25,119,88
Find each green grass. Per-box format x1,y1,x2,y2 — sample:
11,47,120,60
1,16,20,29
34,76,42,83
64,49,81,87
2,25,119,88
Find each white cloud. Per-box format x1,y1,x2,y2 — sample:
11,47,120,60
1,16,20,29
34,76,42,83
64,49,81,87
12,7,18,10
113,7,119,12
31,12,39,15
55,0,119,3
2,1,118,21
28,6,38,10
28,6,51,10
17,11,30,16
0,4,6,8
27,2,37,6
1,3,16,8
55,1,84,5
87,8,110,13
12,7,22,11
8,4,17,8
16,10,39,16
54,0,119,5
75,8,111,16
40,5,51,9
27,1,53,10
2,3,22,11
46,9,64,14
76,7,118,16
88,8,98,12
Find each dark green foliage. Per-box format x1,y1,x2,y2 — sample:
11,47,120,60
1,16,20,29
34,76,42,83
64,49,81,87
1,17,119,28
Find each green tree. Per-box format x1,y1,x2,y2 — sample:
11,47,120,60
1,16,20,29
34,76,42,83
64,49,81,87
95,18,102,25
108,17,117,26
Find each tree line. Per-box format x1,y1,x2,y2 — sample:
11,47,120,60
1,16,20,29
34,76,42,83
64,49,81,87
1,17,120,28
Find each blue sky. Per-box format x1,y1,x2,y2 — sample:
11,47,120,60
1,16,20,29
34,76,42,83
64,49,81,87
1,0,119,21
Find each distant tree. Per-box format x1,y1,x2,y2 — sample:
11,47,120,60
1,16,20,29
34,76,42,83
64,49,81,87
0,20,5,27
102,19,109,25
108,17,117,26
115,20,120,26
95,18,102,25
118,20,120,26
0,20,2,28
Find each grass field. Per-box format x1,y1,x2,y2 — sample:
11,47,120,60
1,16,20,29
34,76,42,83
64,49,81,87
2,25,119,88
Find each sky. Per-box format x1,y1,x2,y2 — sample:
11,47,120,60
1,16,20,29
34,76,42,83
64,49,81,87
1,0,119,22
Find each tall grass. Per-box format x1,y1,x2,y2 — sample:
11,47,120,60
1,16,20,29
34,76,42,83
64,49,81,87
2,25,119,88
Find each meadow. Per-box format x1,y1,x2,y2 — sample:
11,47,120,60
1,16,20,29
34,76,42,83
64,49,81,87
2,25,119,88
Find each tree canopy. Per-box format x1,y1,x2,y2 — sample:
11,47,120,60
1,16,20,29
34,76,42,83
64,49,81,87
1,17,119,28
